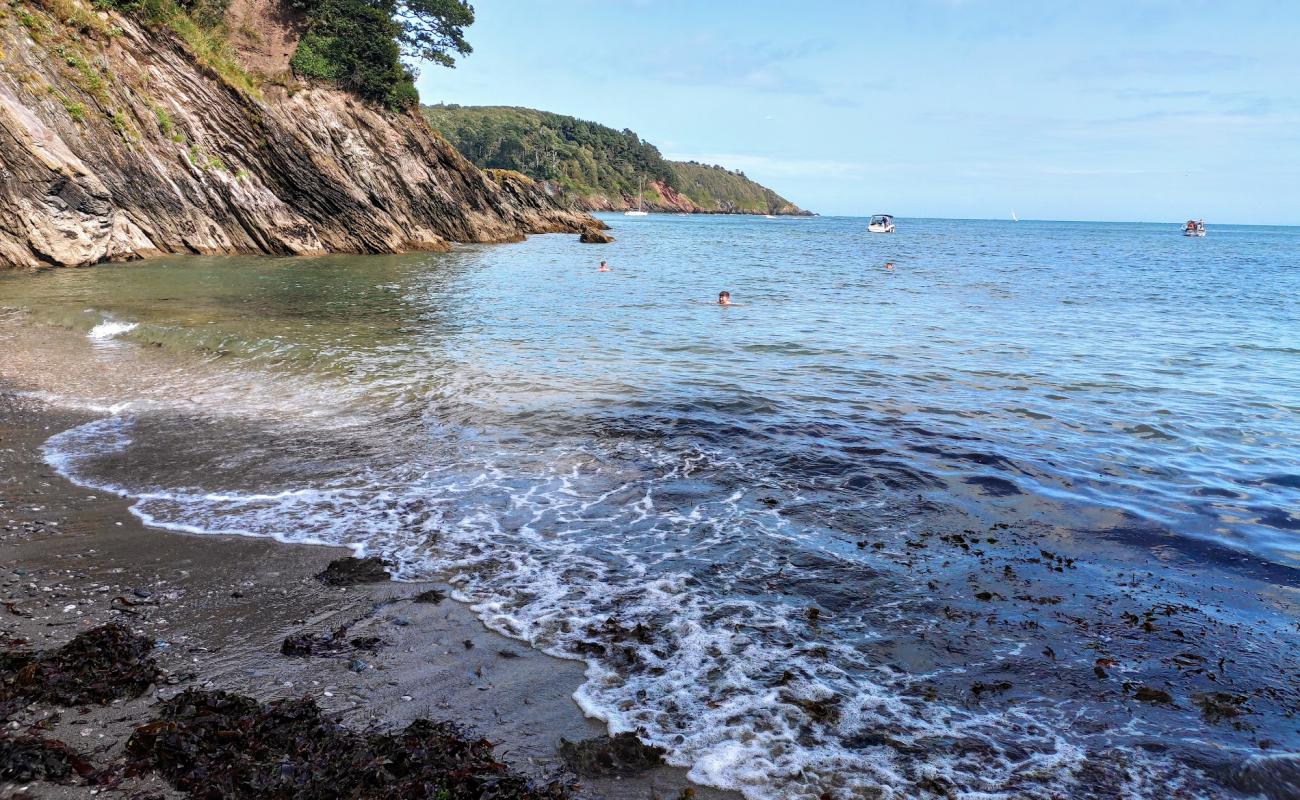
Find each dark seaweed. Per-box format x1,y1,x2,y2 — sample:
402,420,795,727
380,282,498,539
281,626,384,658
126,690,571,799
315,557,393,587
557,731,666,777
0,624,158,715
0,735,95,784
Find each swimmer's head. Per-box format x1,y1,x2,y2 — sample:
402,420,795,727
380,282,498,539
885,262,894,270
718,291,731,305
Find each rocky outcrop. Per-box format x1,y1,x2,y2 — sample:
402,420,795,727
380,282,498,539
0,2,594,269
578,227,614,244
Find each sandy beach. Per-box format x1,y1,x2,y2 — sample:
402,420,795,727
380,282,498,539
0,389,737,800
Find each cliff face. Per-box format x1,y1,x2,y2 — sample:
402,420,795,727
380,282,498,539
0,2,593,269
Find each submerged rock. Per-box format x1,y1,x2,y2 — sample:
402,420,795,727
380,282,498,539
315,557,392,587
558,731,666,777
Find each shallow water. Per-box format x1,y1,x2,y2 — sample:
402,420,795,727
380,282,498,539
2,216,1298,799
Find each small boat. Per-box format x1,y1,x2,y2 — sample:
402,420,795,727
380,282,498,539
1183,219,1206,237
1011,211,1019,222
867,214,895,234
625,178,649,217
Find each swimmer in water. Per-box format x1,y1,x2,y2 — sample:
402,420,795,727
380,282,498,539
598,260,610,272
718,291,733,305
885,262,895,271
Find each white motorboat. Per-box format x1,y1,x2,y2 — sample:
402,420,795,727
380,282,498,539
868,213,895,234
625,178,649,216
1183,219,1206,237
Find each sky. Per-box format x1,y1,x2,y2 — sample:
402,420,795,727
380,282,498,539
416,0,1300,223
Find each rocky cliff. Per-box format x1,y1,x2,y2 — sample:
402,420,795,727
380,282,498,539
0,0,594,269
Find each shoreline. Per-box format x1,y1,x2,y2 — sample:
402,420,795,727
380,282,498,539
0,390,737,799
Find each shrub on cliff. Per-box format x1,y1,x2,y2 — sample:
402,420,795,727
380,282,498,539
291,0,473,110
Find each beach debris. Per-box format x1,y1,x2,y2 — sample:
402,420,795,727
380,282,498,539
0,734,96,785
280,626,384,658
558,731,665,777
126,690,572,799
315,557,393,587
413,588,446,604
578,228,614,244
0,624,159,713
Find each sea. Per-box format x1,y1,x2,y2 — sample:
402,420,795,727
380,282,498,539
2,215,1298,799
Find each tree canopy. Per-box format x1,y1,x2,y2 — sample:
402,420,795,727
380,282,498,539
291,0,474,109
423,105,807,215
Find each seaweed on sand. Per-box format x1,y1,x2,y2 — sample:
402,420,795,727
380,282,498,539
0,734,96,785
126,690,573,800
281,626,384,657
558,732,666,777
316,557,394,587
0,624,159,715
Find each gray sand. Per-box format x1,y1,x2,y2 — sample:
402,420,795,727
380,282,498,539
0,390,737,800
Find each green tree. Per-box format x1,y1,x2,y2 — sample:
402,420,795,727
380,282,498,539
393,0,473,68
291,0,473,108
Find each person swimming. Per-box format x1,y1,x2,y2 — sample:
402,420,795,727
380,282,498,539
598,261,610,272
885,262,895,271
718,291,732,305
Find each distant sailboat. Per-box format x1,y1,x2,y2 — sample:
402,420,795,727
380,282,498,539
625,178,649,216
1011,211,1019,222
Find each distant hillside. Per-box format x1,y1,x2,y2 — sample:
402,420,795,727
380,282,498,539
422,105,810,216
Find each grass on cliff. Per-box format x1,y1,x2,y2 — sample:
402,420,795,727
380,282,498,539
93,0,259,95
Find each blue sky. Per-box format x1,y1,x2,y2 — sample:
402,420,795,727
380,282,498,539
416,1,1300,223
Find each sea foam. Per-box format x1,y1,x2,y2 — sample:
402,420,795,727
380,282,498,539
88,320,139,340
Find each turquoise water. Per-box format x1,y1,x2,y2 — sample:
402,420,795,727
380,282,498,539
2,215,1298,798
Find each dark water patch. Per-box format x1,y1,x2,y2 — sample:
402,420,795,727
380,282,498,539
1260,474,1300,489
1091,519,1300,585
962,475,1023,496
1193,486,1246,499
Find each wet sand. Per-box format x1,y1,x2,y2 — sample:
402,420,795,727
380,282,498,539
0,390,738,800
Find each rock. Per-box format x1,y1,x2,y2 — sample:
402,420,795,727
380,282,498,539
579,228,615,244
558,731,666,777
315,557,392,587
412,589,445,604
0,6,596,269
